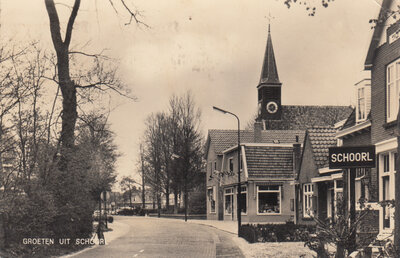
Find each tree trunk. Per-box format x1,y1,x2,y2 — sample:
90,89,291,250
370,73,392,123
174,190,178,214
335,243,346,258
0,214,5,249
45,0,80,172
129,189,132,207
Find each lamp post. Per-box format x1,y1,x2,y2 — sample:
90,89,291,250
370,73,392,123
212,106,241,236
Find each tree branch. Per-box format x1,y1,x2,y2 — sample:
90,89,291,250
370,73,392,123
64,0,81,47
44,0,64,51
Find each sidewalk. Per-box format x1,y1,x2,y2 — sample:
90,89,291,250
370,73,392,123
186,219,316,258
187,219,238,235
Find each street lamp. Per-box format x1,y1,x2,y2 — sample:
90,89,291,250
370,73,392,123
212,106,241,236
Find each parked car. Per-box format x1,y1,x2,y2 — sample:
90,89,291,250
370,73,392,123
116,207,135,216
93,210,114,223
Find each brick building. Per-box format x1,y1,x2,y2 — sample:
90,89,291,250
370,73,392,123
356,0,400,238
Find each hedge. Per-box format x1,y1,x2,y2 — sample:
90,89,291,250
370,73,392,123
239,222,316,243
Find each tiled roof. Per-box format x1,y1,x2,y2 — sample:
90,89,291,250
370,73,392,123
259,29,281,85
341,108,356,130
307,126,337,169
207,129,305,155
340,108,371,130
265,105,353,130
245,146,293,179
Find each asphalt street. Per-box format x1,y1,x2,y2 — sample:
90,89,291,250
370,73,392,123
71,216,244,258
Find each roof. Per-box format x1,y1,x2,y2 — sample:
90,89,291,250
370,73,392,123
259,27,281,85
340,107,372,130
307,126,337,169
365,0,393,69
206,129,305,155
264,105,353,130
245,145,293,179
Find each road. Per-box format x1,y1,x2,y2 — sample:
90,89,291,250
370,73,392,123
71,216,244,258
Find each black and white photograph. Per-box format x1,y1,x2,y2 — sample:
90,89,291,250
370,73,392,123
0,0,399,257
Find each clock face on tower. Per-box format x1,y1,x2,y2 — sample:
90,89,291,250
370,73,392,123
266,101,278,114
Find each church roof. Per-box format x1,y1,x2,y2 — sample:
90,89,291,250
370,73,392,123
206,129,305,155
259,28,281,85
245,145,294,179
264,105,353,130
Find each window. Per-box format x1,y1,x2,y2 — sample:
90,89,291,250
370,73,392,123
224,188,234,215
386,59,400,122
383,176,391,228
239,186,247,214
379,152,396,231
229,158,234,173
355,168,369,208
257,185,281,214
383,154,390,173
214,161,217,171
357,87,366,121
240,155,243,171
207,187,216,213
303,183,314,218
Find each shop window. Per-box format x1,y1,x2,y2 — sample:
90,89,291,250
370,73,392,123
386,59,400,122
239,186,247,214
207,187,216,213
257,185,281,214
224,188,234,215
303,183,314,218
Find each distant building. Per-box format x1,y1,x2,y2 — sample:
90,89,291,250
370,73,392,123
206,26,351,223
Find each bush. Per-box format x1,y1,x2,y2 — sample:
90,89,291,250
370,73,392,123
240,223,316,243
239,225,259,243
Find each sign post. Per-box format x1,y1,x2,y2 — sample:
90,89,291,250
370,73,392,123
328,145,376,254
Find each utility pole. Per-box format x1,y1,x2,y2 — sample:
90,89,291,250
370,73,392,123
395,101,400,257
140,144,146,209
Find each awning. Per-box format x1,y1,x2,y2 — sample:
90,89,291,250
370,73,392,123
311,173,343,183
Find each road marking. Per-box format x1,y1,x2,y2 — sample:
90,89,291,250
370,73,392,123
133,255,138,257
139,250,144,253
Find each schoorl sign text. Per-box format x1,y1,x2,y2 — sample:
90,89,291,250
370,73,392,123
329,145,376,169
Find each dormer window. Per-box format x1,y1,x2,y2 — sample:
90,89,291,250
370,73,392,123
386,59,400,122
355,78,371,123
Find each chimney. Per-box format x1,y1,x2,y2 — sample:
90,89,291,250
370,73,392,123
293,136,301,178
254,121,263,143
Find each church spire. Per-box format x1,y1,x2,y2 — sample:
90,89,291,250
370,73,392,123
259,26,281,85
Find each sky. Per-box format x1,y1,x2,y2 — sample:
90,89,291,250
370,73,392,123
1,0,381,186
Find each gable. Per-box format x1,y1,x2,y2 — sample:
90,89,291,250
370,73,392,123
298,135,318,183
365,0,395,69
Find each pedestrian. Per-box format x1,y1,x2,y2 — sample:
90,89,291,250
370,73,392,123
97,220,106,245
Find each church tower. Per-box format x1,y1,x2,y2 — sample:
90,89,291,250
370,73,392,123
257,25,282,122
